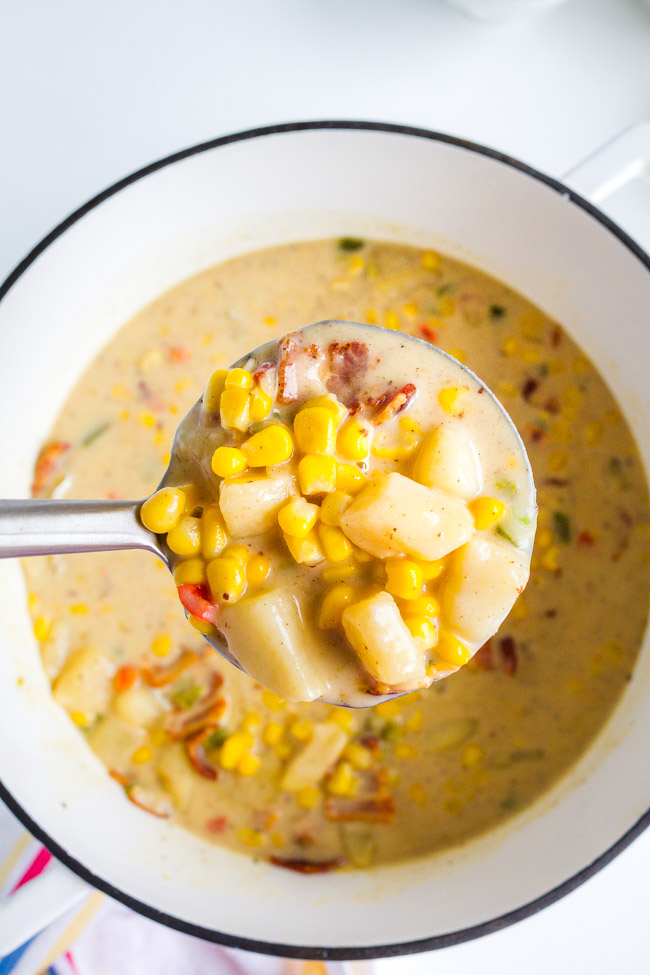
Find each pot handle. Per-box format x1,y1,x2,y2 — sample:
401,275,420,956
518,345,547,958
0,857,90,957
562,121,650,245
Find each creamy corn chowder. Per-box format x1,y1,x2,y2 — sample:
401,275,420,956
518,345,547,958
141,321,535,706
24,239,650,871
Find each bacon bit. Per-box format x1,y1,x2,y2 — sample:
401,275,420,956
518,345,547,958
499,636,518,675
31,441,72,498
522,377,539,402
524,424,545,444
270,856,343,874
372,383,417,425
113,665,137,693
136,379,166,411
164,672,226,740
277,337,299,403
109,769,131,786
578,530,596,546
186,726,220,780
169,345,190,363
327,341,369,389
106,490,118,500
126,785,173,819
253,363,273,383
176,584,219,624
206,815,228,834
471,640,494,671
324,794,396,824
544,396,560,414
359,734,380,754
419,323,438,343
251,809,279,831
544,477,569,487
551,325,562,347
141,649,199,688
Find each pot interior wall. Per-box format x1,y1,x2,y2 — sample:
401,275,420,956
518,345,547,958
0,127,648,951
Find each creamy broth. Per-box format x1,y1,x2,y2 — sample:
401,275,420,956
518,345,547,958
24,240,650,869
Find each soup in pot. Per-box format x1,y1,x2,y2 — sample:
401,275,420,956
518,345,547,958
24,239,650,870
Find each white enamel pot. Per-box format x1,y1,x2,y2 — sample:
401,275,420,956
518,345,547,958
0,121,649,961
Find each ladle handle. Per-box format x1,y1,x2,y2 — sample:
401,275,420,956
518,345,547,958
0,499,161,559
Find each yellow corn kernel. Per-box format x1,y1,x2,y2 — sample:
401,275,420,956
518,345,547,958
283,529,324,566
242,711,261,731
501,336,519,357
222,544,251,566
262,721,284,745
337,418,370,461
385,558,423,600
384,309,400,330
201,506,227,560
470,497,506,531
225,368,253,390
436,631,472,667
289,719,313,741
521,346,542,365
405,709,423,733
189,616,215,636
33,616,51,642
70,711,89,727
298,454,337,497
262,689,285,712
203,369,229,411
394,742,417,760
300,394,347,424
151,633,172,657
327,761,359,797
541,547,560,572
439,296,456,317
375,698,402,718
293,407,337,455
318,524,352,563
585,421,604,445
237,753,261,776
321,562,357,584
246,555,271,588
249,386,273,422
296,785,321,810
274,741,293,761
278,497,320,538
366,308,377,325
402,594,439,618
320,491,353,528
173,558,207,586
335,463,367,496
264,315,277,326
328,708,355,732
237,827,264,848
220,731,251,770
343,742,373,770
242,424,293,466
220,387,250,432
461,743,485,769
408,783,427,806
141,487,186,534
438,386,469,415
548,449,569,472
270,831,285,848
404,615,438,650
131,745,152,765
403,301,418,317
498,381,518,398
211,446,248,478
422,250,442,271
166,516,202,557
537,529,552,550
352,545,374,563
149,727,168,748
69,603,88,616
318,583,356,629
139,412,156,428
206,557,246,603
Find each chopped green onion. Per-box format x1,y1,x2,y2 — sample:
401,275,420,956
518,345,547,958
495,478,517,495
82,422,111,447
204,727,229,750
496,524,517,546
337,237,365,252
489,304,506,321
552,511,571,544
171,679,203,710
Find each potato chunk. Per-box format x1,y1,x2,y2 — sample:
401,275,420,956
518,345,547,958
280,722,348,791
220,590,329,702
156,743,196,811
342,591,426,686
53,646,112,720
412,424,482,501
87,714,146,766
219,472,293,537
441,534,529,645
340,472,474,561
113,685,162,729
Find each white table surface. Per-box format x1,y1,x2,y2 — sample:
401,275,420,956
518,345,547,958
1,1,649,970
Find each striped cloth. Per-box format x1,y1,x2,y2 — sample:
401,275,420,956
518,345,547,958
0,805,361,975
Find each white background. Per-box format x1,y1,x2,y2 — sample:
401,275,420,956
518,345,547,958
1,0,649,970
